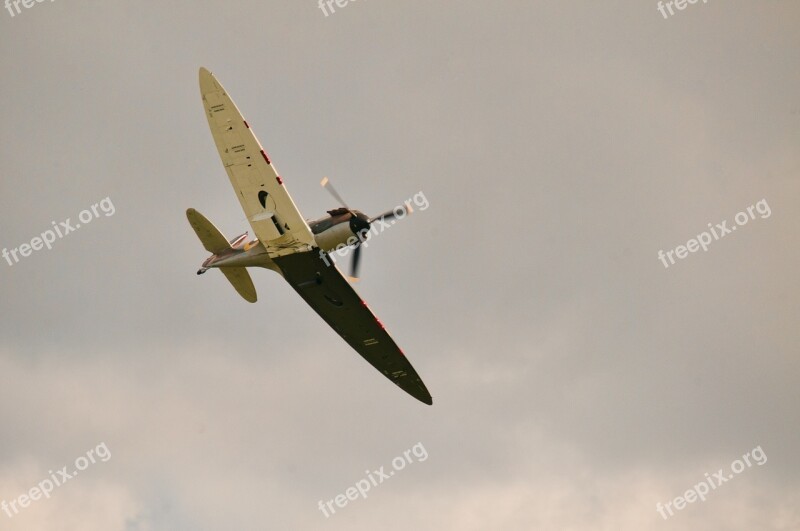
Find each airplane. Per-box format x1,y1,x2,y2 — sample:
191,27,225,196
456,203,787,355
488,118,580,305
187,67,432,405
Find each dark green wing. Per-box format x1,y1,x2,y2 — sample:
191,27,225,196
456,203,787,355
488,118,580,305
273,250,432,405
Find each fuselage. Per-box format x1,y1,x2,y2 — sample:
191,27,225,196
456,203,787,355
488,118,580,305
307,207,370,252
200,208,367,272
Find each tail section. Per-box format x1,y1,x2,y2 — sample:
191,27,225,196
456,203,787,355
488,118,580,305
220,267,257,303
187,208,258,303
187,208,231,254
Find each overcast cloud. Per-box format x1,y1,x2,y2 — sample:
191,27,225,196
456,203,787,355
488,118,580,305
1,1,798,530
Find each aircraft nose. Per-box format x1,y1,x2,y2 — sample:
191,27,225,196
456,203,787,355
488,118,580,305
349,213,371,237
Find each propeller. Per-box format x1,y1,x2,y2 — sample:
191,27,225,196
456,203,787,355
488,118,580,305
320,177,413,281
369,203,413,224
320,176,349,210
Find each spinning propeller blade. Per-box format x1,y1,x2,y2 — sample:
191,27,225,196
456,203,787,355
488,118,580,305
369,202,413,223
320,177,409,283
350,244,363,281
320,176,350,210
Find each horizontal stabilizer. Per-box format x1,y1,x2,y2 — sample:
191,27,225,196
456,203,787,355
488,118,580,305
220,267,257,303
186,208,231,254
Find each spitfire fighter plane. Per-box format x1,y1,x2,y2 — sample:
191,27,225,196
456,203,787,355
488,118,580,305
188,68,432,405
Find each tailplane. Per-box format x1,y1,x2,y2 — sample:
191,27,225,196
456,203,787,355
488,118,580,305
186,208,231,254
186,208,258,303
219,267,257,303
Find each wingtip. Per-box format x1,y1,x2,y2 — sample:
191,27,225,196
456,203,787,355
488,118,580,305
413,387,433,405
198,66,218,93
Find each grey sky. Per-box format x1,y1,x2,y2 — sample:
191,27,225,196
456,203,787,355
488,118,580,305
1,1,798,529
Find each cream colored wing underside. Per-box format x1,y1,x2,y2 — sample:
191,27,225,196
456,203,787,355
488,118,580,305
199,67,315,257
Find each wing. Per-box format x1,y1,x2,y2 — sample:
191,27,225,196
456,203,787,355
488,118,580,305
273,250,433,405
199,67,316,257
